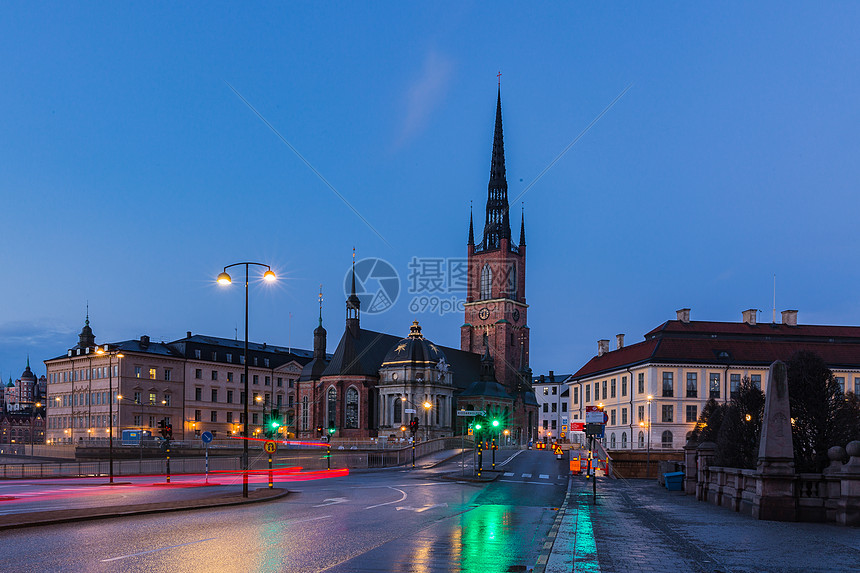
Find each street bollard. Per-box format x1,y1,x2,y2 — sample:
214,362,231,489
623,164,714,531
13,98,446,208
268,454,273,489
477,442,483,477
327,444,331,470
166,442,171,484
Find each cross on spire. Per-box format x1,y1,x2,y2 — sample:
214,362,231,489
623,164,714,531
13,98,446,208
497,71,502,86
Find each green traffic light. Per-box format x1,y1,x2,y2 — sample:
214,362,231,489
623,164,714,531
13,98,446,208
475,423,482,430
328,427,335,434
271,421,280,428
492,419,500,427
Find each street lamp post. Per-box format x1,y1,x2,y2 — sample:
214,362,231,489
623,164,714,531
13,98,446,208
218,262,276,498
646,395,653,477
96,345,124,484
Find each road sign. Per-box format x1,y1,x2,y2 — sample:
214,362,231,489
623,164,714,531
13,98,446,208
585,406,605,424
201,431,213,444
571,422,584,432
404,408,417,414
562,417,569,425
264,441,277,454
456,410,487,416
561,425,568,432
585,423,605,438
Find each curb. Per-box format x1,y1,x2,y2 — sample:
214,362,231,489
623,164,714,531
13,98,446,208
0,487,289,531
533,475,573,573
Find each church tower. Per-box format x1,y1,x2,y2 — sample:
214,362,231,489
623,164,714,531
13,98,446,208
461,88,529,393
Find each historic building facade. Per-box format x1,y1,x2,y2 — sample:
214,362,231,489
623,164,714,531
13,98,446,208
567,308,860,451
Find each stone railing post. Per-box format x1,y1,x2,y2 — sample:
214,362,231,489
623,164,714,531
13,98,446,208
696,441,716,502
684,438,698,495
837,441,860,526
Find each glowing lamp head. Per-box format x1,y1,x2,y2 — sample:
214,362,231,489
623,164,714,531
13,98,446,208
263,269,276,282
423,401,431,409
745,414,752,422
217,271,232,285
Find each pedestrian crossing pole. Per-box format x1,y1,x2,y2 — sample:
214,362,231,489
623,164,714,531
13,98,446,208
327,443,331,470
166,442,171,484
477,441,483,477
491,437,496,469
412,441,416,468
268,453,273,489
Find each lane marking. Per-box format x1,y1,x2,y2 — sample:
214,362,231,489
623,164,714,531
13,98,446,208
499,479,557,486
313,497,348,507
101,538,216,562
522,473,532,478
395,503,448,512
364,487,407,510
539,474,550,479
496,449,524,467
503,472,514,477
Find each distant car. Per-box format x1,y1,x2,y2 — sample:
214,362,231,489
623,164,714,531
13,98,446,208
527,441,533,450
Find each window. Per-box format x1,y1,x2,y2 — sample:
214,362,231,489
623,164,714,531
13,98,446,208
227,390,233,404
227,412,233,423
277,394,283,407
277,377,283,387
543,419,549,429
149,368,156,380
543,387,549,395
226,353,232,363
149,416,155,428
574,387,579,404
621,408,627,425
638,405,644,422
265,376,271,386
211,389,218,403
585,385,591,402
240,355,245,365
264,358,269,367
289,378,294,389
751,374,761,390
253,375,259,385
211,370,218,381
594,382,599,400
730,374,741,397
480,264,492,300
552,386,557,395
662,372,673,397
638,372,644,394
134,415,142,426
164,394,171,407
135,367,141,378
542,403,548,413
855,378,860,395
345,387,359,429
252,413,258,424
254,357,258,366
621,432,627,448
639,431,645,448
551,419,557,429
194,349,201,359
227,372,233,383
240,374,245,384
212,351,217,361
210,411,217,422
194,410,201,421
610,433,616,448
602,380,607,400
661,430,673,449
610,378,616,398
686,373,697,397
195,388,202,401
302,396,309,431
149,392,156,404
836,377,845,393
240,392,245,404
621,376,627,397
134,391,142,404
709,373,721,398
562,402,567,413
686,405,697,423
164,369,171,381
551,403,557,413
610,409,616,425
394,397,402,424
661,405,673,423
327,387,337,428
195,369,202,379
253,393,259,404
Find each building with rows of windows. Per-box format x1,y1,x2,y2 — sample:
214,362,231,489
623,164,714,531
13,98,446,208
567,308,860,451
532,371,570,443
43,316,315,444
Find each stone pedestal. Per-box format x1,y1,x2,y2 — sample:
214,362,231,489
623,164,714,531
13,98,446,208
836,441,860,526
752,361,797,521
684,439,698,495
696,441,716,502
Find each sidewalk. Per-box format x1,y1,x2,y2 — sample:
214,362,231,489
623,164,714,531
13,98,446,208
0,487,288,530
539,476,860,573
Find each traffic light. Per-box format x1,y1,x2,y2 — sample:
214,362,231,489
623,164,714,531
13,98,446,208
166,424,173,440
409,417,418,436
491,419,500,429
157,419,170,439
328,424,336,435
317,425,324,436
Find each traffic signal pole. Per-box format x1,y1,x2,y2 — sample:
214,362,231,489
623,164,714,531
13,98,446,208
268,452,273,489
477,441,483,477
166,440,171,484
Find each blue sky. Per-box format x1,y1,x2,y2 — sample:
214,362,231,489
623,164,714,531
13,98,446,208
3,2,860,381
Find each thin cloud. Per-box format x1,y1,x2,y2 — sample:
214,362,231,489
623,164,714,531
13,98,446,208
396,51,454,146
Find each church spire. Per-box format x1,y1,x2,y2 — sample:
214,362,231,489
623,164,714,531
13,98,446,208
483,86,511,250
519,204,526,246
468,202,475,246
346,249,360,335
318,284,324,328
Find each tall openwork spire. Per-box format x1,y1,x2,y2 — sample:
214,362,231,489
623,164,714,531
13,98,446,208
467,202,475,246
482,87,511,250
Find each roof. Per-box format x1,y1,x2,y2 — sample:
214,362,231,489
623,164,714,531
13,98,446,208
572,319,860,380
459,379,512,400
322,326,481,389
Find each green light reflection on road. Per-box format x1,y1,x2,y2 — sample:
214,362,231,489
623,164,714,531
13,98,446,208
459,505,516,573
573,498,601,573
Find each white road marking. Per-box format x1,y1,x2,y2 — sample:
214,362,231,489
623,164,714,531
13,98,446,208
499,479,556,486
395,502,448,512
522,473,532,478
503,472,514,477
496,450,524,467
101,538,216,562
313,497,348,507
539,474,550,479
364,487,407,509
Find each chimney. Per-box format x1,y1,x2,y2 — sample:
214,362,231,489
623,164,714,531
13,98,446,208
616,334,625,349
676,308,691,323
598,339,610,357
140,335,150,348
742,309,758,325
781,310,798,326
186,331,192,339
549,370,555,383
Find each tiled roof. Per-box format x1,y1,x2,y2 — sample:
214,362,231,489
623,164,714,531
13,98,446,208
572,319,860,380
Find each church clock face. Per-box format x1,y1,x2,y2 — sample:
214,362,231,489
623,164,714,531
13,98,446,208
512,308,520,322
478,307,490,321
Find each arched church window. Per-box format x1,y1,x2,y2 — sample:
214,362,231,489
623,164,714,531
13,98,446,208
507,264,517,299
394,396,402,424
345,387,359,429
301,396,308,431
327,387,337,428
480,264,492,300
435,398,441,425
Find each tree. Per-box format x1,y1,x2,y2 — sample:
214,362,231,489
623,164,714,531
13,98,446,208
715,377,765,469
786,351,860,472
690,398,725,444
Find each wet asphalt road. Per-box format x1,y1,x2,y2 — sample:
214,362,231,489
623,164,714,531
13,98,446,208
0,449,569,572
